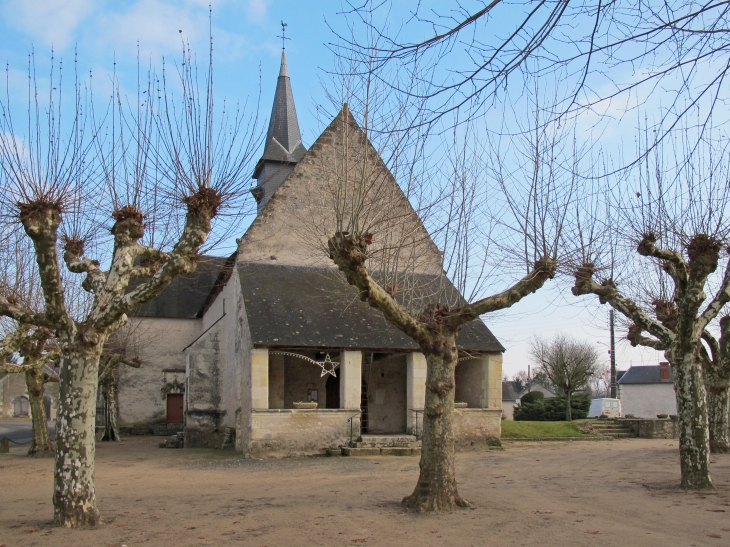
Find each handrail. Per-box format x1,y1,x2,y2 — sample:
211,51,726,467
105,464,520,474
408,408,422,440
347,411,362,447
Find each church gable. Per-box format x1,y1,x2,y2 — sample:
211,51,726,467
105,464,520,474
237,105,443,274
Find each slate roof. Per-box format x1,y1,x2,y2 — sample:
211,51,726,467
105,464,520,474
132,256,230,319
238,262,504,352
253,51,306,177
617,365,674,384
502,381,520,401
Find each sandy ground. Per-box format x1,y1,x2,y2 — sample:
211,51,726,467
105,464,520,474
1,438,730,547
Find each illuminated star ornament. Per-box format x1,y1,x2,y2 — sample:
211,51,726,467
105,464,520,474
317,353,339,377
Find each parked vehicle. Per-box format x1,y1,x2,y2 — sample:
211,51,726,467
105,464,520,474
588,398,622,418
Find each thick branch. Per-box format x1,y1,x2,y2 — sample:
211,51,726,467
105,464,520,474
572,264,674,346
696,256,730,336
637,233,688,285
0,298,55,329
328,233,432,347
448,257,556,328
63,251,106,294
627,324,667,350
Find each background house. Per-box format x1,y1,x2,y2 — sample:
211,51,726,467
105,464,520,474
502,381,520,420
617,362,676,418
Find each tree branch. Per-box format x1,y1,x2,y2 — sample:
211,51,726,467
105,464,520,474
696,255,730,336
627,324,668,350
637,233,688,285
328,232,432,347
0,298,55,329
572,263,674,346
448,257,556,328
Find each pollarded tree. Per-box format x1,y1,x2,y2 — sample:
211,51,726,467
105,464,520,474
0,326,59,456
318,48,574,510
0,43,259,526
570,129,730,489
529,335,599,420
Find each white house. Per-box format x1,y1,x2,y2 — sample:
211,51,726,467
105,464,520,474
617,362,676,418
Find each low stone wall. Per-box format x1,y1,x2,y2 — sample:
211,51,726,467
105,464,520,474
453,408,502,449
618,418,678,439
250,409,360,457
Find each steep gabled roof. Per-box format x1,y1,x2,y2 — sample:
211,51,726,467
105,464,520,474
238,262,503,352
502,381,520,401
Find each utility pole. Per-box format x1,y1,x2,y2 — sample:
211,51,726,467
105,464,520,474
609,310,617,398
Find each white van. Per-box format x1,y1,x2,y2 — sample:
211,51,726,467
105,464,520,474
588,398,622,418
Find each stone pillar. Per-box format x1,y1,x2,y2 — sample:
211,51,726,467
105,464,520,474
407,352,427,434
480,353,503,410
339,351,362,409
268,353,285,409
251,348,269,410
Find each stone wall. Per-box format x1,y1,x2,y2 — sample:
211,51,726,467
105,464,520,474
0,373,58,420
502,401,516,420
185,321,226,447
118,317,201,430
453,408,502,448
619,418,678,439
250,409,360,457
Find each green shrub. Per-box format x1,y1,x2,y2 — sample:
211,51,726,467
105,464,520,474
520,391,545,405
514,392,591,421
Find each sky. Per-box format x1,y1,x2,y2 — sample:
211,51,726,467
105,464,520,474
0,0,665,378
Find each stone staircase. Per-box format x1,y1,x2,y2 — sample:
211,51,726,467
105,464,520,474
590,420,634,439
341,434,421,456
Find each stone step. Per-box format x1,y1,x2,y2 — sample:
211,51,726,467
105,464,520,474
606,432,634,439
359,434,417,444
342,446,420,457
354,441,421,449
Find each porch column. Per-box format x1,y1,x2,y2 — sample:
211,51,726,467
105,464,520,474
251,348,269,409
407,352,427,434
480,353,503,410
339,351,362,409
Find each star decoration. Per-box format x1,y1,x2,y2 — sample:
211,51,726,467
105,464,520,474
317,353,339,377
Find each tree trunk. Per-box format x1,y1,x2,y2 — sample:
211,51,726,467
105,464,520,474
101,382,120,442
673,353,714,490
25,367,53,457
565,390,573,421
53,349,101,527
707,386,730,454
402,350,469,512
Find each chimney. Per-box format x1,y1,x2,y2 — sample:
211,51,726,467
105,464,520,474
659,361,670,381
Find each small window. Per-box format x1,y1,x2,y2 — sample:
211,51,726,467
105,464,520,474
611,401,619,408
604,401,611,407
307,389,318,402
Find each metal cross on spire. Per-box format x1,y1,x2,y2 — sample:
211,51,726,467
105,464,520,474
277,21,290,50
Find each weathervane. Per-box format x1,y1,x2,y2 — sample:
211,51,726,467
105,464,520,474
277,21,290,50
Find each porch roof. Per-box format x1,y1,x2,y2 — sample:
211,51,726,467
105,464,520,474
238,262,504,353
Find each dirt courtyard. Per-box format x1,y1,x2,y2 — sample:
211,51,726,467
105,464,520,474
1,438,730,547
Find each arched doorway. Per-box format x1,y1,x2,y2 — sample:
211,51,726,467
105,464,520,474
13,396,30,417
325,374,340,408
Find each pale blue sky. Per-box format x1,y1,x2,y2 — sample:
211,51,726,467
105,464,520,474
0,0,664,377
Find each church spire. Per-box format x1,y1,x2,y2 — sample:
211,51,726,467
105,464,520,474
251,50,306,210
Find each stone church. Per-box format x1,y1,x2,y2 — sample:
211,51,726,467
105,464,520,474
117,52,505,456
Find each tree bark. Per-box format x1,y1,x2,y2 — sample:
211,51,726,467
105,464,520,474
402,350,469,512
26,367,53,457
565,390,573,421
673,352,715,490
53,349,101,527
101,382,120,442
707,386,730,454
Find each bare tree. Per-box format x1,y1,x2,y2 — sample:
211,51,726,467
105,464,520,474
0,40,259,527
529,335,599,420
314,45,575,510
570,127,730,489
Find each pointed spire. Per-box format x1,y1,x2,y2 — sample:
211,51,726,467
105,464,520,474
254,51,306,174
251,50,307,211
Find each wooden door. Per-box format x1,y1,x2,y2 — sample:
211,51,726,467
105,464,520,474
166,393,184,424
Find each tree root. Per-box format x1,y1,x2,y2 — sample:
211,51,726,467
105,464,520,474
401,491,472,512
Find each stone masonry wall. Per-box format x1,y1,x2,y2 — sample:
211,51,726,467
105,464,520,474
453,409,502,449
620,418,678,439
250,409,360,457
